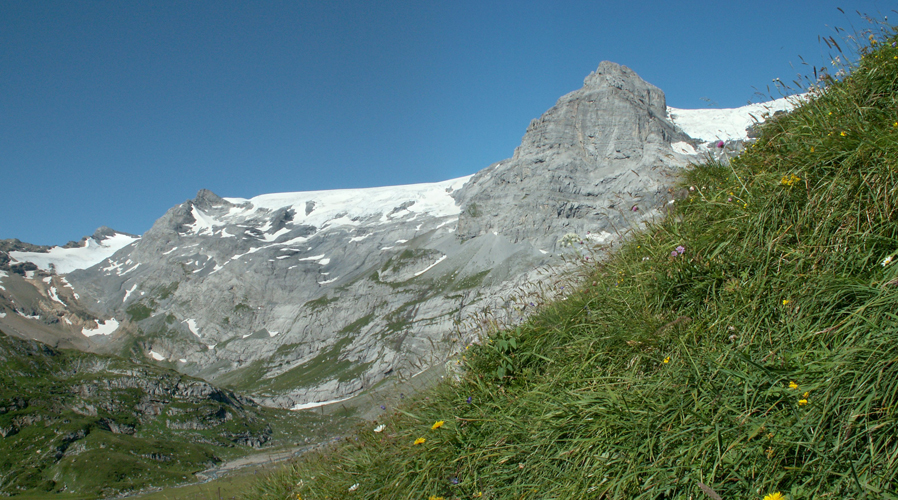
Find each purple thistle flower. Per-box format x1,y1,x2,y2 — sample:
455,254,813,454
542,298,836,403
716,140,725,148
631,205,639,211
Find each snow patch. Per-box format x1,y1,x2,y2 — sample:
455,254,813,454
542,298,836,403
268,330,279,337
48,287,66,306
82,318,119,337
0,312,6,318
318,277,339,284
162,247,179,255
149,350,165,361
349,233,371,242
291,396,354,411
123,284,138,303
17,311,40,320
183,319,200,337
414,255,447,277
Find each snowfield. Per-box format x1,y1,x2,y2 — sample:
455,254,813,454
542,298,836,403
668,95,801,143
10,233,139,274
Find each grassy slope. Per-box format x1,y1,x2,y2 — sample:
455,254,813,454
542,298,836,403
248,31,898,499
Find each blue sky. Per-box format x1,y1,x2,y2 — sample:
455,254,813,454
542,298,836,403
1,1,891,245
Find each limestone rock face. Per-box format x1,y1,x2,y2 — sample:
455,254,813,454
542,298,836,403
454,61,693,250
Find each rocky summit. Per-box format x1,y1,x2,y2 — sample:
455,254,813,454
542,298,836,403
0,62,790,410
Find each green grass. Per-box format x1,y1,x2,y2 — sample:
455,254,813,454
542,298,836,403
245,27,898,500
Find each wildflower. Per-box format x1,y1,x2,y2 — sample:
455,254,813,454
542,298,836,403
374,424,386,433
414,437,426,445
348,483,359,492
474,493,483,498
763,492,785,500
810,146,815,152
450,477,460,485
675,245,685,255
296,494,303,500
788,381,798,390
670,251,678,257
780,174,800,187
428,496,445,500
894,122,898,128
380,405,386,410
559,233,580,247
840,131,847,137
882,255,893,267
766,447,775,458
432,420,445,430
689,186,695,191
466,396,472,404
798,398,808,405
663,356,671,364
782,299,790,305
717,140,725,148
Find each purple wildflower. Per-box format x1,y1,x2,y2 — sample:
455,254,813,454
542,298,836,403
466,396,472,404
380,405,386,410
451,477,460,485
631,205,639,211
676,245,685,255
717,140,725,148
671,250,678,257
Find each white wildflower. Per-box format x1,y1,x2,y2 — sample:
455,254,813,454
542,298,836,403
349,483,359,492
882,255,893,267
559,233,580,248
373,424,386,433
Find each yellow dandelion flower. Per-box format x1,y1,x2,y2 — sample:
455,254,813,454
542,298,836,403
414,437,426,445
763,492,786,500
803,392,809,398
798,399,808,405
663,356,671,364
788,381,798,389
782,299,790,305
431,420,445,430
840,131,847,137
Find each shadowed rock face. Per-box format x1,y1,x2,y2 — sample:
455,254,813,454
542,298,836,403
3,62,702,409
454,61,693,249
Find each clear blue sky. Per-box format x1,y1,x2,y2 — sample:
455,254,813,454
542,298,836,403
1,1,891,245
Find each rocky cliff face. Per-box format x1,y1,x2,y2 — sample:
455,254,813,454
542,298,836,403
454,61,694,249
2,62,724,409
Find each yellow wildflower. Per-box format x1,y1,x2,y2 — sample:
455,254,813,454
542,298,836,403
810,146,814,152
798,399,808,405
763,493,786,500
431,420,445,430
840,131,847,137
782,299,790,305
414,437,426,445
788,381,798,390
429,497,445,500
663,356,671,364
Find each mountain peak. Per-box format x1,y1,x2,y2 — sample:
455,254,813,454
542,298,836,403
193,189,232,210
